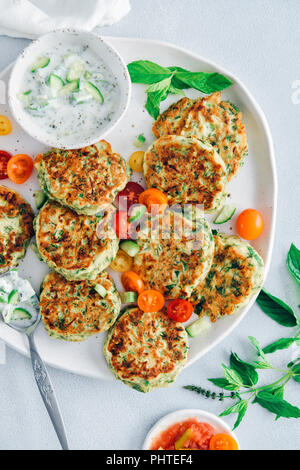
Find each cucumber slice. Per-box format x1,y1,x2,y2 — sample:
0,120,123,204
134,134,146,148
66,60,85,82
83,81,104,103
47,73,64,96
129,204,146,223
0,290,7,303
17,91,32,103
94,285,107,298
33,190,48,209
8,289,20,305
186,316,211,337
58,80,80,96
13,308,32,320
83,70,91,80
213,204,236,225
31,56,50,72
120,291,138,304
119,240,139,257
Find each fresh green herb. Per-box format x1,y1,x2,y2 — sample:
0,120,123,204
127,60,232,118
184,246,300,429
287,243,300,285
256,289,299,327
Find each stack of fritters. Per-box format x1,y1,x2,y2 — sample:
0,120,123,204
35,140,128,341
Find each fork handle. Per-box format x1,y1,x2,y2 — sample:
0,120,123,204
27,333,69,450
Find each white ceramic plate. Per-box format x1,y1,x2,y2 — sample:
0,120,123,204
0,37,277,379
143,409,240,450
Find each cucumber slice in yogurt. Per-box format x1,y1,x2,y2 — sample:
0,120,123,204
58,80,80,96
8,289,20,305
13,308,32,320
213,204,236,224
186,316,211,337
31,56,50,73
66,60,85,82
47,73,64,96
119,240,139,257
83,81,104,103
94,285,107,298
120,291,138,304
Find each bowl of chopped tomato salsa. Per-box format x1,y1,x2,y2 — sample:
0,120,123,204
143,409,240,450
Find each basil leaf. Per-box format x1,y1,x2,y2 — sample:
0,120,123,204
248,336,273,368
263,337,295,354
208,377,240,391
145,84,170,119
127,60,172,84
220,400,248,430
221,364,243,387
287,243,300,285
292,363,300,383
146,76,172,93
168,66,191,89
253,391,300,419
256,289,299,327
168,84,186,96
230,352,258,386
175,71,232,94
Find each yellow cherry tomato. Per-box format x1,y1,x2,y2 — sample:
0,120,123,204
0,115,12,136
109,249,133,272
129,151,145,172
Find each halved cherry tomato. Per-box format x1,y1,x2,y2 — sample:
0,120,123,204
110,249,133,272
209,433,239,450
0,115,12,135
129,151,145,172
7,154,33,184
167,299,193,323
0,151,12,179
121,271,145,294
138,289,165,313
114,211,131,239
139,188,168,215
117,182,145,210
236,208,264,240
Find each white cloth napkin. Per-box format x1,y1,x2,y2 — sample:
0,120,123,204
0,0,131,39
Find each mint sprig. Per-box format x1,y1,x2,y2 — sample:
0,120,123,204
184,244,300,429
127,60,233,119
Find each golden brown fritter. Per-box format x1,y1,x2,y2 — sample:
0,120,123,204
40,271,121,341
0,185,34,270
143,135,227,212
35,200,118,280
104,307,188,392
34,140,131,215
133,210,214,299
189,234,264,322
152,92,248,180
152,97,194,138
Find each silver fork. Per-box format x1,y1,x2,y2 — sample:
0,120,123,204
2,309,69,450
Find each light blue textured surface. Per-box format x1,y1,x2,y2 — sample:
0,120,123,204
0,0,299,450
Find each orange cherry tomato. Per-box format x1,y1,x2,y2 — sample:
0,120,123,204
7,154,33,184
121,271,145,294
114,211,131,239
0,115,12,135
209,433,239,450
236,208,264,240
138,289,165,313
139,188,168,215
167,299,193,323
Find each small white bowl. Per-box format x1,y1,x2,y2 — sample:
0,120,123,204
8,29,131,149
143,409,240,450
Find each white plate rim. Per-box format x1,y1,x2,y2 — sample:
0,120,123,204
0,36,277,378
142,408,241,450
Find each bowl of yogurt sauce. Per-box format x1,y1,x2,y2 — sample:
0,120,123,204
8,30,131,149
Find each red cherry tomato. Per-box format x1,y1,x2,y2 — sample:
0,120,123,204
167,299,194,323
114,211,131,239
0,151,12,179
117,182,145,210
236,209,264,240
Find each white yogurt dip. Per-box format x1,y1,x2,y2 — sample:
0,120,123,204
18,44,120,144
